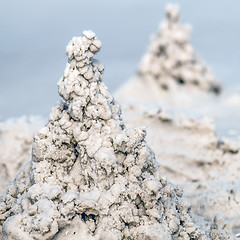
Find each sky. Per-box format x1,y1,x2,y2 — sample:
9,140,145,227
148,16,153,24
0,0,240,119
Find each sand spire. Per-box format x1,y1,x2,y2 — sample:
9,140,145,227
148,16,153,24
138,5,221,94
0,31,229,239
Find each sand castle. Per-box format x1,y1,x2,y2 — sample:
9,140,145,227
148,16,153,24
0,31,231,239
115,5,221,108
138,4,221,94
113,5,240,235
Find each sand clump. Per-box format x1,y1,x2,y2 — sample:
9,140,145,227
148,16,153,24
0,31,232,239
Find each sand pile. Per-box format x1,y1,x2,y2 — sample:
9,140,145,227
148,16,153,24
0,117,45,193
0,31,231,239
115,5,221,109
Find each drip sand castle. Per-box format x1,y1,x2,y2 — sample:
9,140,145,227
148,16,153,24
114,5,240,237
115,5,221,108
138,5,221,93
0,31,231,239
115,5,240,236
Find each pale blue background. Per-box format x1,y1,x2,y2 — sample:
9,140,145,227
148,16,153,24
1,0,240,119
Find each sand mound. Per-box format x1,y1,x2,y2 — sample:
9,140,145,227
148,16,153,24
121,105,240,236
0,117,45,194
0,31,230,239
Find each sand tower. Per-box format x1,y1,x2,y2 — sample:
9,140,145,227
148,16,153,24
0,31,228,239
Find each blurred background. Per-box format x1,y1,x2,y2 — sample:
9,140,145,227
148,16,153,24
1,0,240,120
